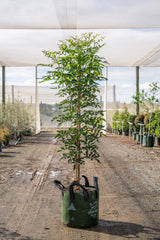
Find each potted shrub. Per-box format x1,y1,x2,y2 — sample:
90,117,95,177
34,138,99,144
112,110,120,134
0,125,11,151
128,114,137,140
119,107,130,136
0,128,5,152
2,125,11,146
151,110,160,145
42,33,106,228
155,126,160,145
134,113,146,144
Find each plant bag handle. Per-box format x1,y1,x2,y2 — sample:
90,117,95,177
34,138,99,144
82,175,90,187
54,180,65,191
69,181,89,203
93,177,99,199
82,175,99,199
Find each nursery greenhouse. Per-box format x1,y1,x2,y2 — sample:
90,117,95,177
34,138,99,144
0,0,160,133
0,0,160,239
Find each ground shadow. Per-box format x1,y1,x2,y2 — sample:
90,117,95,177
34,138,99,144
0,154,15,158
0,226,40,240
1,151,20,154
87,220,160,239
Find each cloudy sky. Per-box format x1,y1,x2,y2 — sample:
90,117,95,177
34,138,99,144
0,66,160,103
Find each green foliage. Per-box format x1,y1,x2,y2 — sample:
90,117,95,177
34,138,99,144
132,82,160,112
119,108,130,131
112,110,120,130
132,82,160,135
128,114,137,131
0,125,11,144
0,100,34,136
150,110,160,136
155,126,160,138
112,108,131,132
42,33,106,170
128,114,137,124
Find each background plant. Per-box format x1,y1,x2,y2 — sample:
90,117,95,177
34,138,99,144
132,82,160,135
128,114,137,132
42,33,107,183
112,110,120,130
134,113,147,132
0,100,35,137
119,107,130,132
150,110,160,137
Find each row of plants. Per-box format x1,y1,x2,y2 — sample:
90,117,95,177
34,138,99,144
0,99,35,151
112,109,160,144
112,82,160,147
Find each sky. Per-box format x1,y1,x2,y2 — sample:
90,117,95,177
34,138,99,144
0,66,160,104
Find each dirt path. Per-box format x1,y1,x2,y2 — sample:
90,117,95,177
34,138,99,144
0,131,160,240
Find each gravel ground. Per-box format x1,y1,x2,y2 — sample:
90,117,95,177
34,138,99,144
0,130,160,240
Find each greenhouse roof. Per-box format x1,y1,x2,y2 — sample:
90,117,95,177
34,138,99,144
0,0,160,67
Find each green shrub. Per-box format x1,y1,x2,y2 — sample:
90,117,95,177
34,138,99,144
0,125,11,144
112,110,120,130
119,108,130,132
155,126,160,138
0,100,34,137
128,114,137,131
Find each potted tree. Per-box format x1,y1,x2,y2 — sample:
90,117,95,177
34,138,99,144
133,82,160,147
42,33,106,228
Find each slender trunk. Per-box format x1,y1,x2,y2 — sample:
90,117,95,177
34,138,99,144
148,113,152,136
75,79,81,184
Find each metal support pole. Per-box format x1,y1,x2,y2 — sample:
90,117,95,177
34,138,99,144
113,84,116,109
12,85,14,103
2,66,5,105
138,123,144,146
35,66,41,134
103,67,108,134
136,66,139,115
122,121,124,138
128,122,133,141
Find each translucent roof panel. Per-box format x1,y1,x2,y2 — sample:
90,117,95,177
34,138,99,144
0,29,160,67
0,0,160,29
0,0,160,67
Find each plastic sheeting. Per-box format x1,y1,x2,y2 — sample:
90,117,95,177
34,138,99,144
0,29,160,67
0,0,160,67
0,0,160,29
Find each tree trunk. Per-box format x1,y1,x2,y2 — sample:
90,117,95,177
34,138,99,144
75,81,81,184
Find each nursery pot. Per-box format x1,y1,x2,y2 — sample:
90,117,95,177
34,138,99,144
132,132,137,140
54,176,99,228
143,135,154,147
155,136,160,146
136,134,143,144
122,130,129,136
